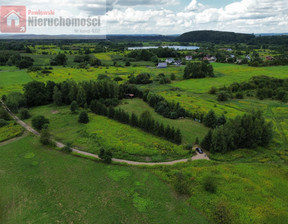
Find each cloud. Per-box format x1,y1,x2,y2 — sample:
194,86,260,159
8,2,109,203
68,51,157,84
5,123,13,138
185,0,204,11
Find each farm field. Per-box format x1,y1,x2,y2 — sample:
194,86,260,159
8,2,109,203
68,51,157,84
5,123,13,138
118,98,209,143
26,105,190,162
0,136,209,224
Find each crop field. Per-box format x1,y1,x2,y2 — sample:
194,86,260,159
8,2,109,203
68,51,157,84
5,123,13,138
26,105,190,162
0,136,208,224
118,98,209,143
154,160,288,224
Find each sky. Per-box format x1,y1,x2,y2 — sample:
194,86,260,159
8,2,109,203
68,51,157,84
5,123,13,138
1,0,288,35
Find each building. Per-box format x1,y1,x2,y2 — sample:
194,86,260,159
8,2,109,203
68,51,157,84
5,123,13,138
174,60,182,66
266,56,274,61
157,62,167,68
185,56,193,61
165,58,175,64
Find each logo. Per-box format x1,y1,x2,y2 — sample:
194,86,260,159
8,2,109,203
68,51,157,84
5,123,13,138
1,6,26,33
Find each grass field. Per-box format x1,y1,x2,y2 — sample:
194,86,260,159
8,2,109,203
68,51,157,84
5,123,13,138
0,67,33,95
27,105,190,162
0,136,209,224
171,63,288,94
154,160,288,224
117,98,209,143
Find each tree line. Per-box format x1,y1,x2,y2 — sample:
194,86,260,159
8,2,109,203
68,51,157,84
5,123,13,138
201,111,273,153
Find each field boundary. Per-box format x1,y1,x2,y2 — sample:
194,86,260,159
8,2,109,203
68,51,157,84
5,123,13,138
0,100,210,165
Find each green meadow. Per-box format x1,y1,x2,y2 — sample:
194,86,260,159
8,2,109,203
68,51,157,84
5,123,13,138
26,105,190,162
0,136,209,224
154,160,288,224
118,98,209,143
0,121,24,142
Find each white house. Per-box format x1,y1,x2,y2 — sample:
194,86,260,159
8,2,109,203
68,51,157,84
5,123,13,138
165,58,175,64
185,56,193,61
157,62,167,68
4,10,22,27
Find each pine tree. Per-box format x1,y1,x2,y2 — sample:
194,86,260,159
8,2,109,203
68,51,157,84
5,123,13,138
201,130,213,151
53,86,62,106
70,101,78,114
90,100,97,113
76,87,87,107
158,123,165,137
165,125,171,140
216,115,226,126
40,128,51,145
108,107,115,119
195,137,199,145
175,129,182,144
78,111,89,124
203,110,217,128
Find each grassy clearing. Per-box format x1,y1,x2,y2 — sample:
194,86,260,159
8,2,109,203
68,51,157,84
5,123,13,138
117,98,209,143
0,136,208,224
27,105,190,162
0,67,33,96
154,160,288,224
0,121,24,142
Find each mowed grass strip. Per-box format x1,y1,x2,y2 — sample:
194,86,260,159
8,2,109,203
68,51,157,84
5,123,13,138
0,136,209,224
27,105,189,161
117,98,209,143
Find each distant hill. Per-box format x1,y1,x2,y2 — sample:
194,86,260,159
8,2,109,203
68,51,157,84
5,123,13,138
176,30,255,43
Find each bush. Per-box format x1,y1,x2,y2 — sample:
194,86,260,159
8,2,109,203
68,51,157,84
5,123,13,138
19,108,31,120
0,108,10,120
40,128,51,145
99,148,113,163
32,115,49,130
203,177,217,193
209,86,217,94
62,142,73,153
78,111,89,124
217,91,230,101
0,119,8,127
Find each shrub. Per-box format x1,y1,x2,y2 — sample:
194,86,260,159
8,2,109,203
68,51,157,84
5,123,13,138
0,119,8,127
203,177,217,193
99,148,113,163
40,128,51,145
19,108,31,120
78,111,89,124
209,86,217,94
0,108,10,120
32,115,49,130
62,142,73,153
217,91,230,101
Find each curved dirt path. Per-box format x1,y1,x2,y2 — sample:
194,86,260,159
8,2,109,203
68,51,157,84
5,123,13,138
0,132,28,147
1,100,210,166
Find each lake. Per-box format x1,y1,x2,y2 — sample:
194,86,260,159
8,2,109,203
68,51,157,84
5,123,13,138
128,46,200,50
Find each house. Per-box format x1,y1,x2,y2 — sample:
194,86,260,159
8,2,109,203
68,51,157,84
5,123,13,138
203,56,217,62
227,48,233,51
4,10,22,27
236,59,243,64
246,55,251,60
174,60,182,66
157,62,167,68
185,55,193,61
266,56,274,61
230,54,235,58
165,58,175,64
